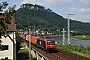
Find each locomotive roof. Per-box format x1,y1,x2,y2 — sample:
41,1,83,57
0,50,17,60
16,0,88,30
38,37,54,41
38,38,44,40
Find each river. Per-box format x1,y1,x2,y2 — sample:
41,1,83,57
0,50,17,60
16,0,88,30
54,37,90,48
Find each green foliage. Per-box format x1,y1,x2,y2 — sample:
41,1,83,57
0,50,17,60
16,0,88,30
87,46,90,51
16,31,36,60
0,1,16,38
0,1,8,12
16,31,23,53
57,44,90,57
17,49,29,60
18,48,28,53
15,3,90,35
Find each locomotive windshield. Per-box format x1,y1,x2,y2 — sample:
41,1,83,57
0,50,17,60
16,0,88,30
47,40,55,45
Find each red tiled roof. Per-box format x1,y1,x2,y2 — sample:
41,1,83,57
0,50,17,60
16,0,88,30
0,14,16,32
6,16,16,32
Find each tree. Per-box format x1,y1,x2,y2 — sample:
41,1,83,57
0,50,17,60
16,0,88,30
16,31,23,53
0,1,16,38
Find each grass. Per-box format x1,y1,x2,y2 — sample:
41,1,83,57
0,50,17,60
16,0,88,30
57,44,90,58
18,48,28,53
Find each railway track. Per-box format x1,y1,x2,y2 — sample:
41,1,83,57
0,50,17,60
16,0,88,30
32,45,66,60
50,48,90,60
32,45,90,60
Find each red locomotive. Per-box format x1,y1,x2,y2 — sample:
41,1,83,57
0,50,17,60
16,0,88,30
27,36,56,52
37,37,56,52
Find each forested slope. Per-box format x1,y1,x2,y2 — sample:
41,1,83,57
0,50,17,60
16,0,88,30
15,3,90,34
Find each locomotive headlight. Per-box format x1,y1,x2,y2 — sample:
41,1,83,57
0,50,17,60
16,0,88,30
39,41,41,45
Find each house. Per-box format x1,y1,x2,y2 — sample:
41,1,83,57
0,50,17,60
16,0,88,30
0,16,16,60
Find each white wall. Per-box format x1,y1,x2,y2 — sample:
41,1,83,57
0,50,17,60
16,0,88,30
0,32,14,60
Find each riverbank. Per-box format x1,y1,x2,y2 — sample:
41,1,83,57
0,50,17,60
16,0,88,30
57,44,90,58
45,35,90,40
71,35,90,40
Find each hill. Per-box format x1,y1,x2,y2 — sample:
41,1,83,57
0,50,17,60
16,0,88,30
15,3,90,35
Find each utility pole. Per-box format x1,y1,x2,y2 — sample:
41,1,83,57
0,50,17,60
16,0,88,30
34,25,35,36
59,28,60,39
68,14,75,45
29,29,31,57
62,28,66,45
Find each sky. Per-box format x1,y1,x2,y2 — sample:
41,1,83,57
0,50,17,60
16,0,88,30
0,0,90,23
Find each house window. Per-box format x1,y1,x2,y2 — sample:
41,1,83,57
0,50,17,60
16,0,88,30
3,45,8,50
1,57,8,60
0,40,2,45
0,45,8,50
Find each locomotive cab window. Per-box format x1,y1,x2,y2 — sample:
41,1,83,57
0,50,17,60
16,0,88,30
47,40,55,45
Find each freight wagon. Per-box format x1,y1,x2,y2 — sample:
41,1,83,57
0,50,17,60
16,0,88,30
27,36,56,52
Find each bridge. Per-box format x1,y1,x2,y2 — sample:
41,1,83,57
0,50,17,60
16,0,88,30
24,41,90,60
